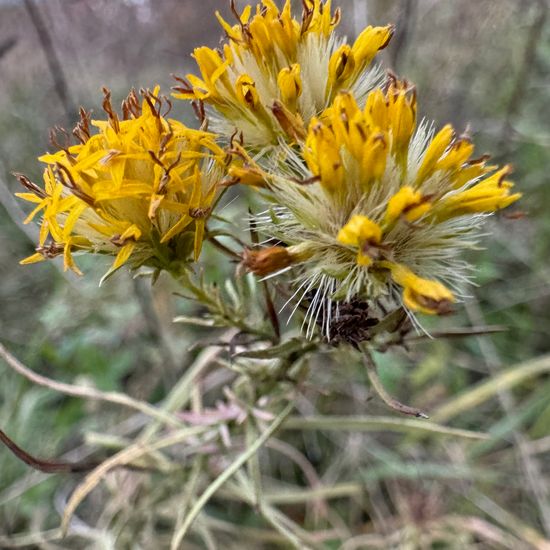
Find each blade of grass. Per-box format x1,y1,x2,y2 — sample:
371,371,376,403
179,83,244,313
283,415,489,440
171,402,294,548
466,489,550,550
363,349,429,418
431,354,550,423
0,342,183,429
61,426,211,535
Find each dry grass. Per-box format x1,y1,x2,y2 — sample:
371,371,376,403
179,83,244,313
1,0,549,548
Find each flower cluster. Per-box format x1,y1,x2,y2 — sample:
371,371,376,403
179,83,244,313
17,88,224,279
241,79,520,334
17,0,521,339
174,0,393,147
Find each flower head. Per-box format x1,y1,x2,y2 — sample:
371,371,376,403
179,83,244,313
243,79,521,337
174,0,393,147
17,87,225,279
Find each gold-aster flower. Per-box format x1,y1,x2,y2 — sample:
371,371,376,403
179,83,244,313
240,78,521,336
174,0,393,147
16,87,225,279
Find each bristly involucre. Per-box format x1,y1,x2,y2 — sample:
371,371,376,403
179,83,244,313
240,78,521,338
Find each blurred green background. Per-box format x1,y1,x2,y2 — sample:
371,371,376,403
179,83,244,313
1,0,549,548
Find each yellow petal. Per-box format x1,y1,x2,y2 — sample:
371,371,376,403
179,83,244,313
338,215,382,246
20,252,46,265
384,186,431,226
352,24,394,68
23,202,47,224
112,242,136,271
435,165,521,219
365,88,389,131
360,133,388,183
235,74,260,109
161,215,192,243
15,192,43,204
305,120,344,193
63,242,83,276
277,64,302,111
388,263,455,315
437,137,474,172
328,44,356,90
415,124,454,185
389,87,417,167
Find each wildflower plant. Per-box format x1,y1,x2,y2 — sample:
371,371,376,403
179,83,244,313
241,81,520,338
1,0,525,547
175,0,393,147
16,87,225,280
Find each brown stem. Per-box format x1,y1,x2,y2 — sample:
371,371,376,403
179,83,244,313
23,0,75,122
362,350,429,419
0,429,154,474
0,429,98,473
249,210,281,342
207,235,241,261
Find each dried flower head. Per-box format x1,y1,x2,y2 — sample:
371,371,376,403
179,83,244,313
242,79,521,337
17,87,225,279
174,0,393,147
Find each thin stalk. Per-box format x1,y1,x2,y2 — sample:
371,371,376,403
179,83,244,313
171,456,207,550
171,402,294,547
235,471,317,549
246,414,263,508
61,426,212,535
283,415,488,440
362,349,429,418
0,342,183,429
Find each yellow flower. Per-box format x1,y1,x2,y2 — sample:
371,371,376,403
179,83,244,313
384,263,455,315
433,165,521,220
16,87,225,279
337,215,382,266
384,187,432,227
248,78,521,334
303,81,418,198
174,0,393,147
